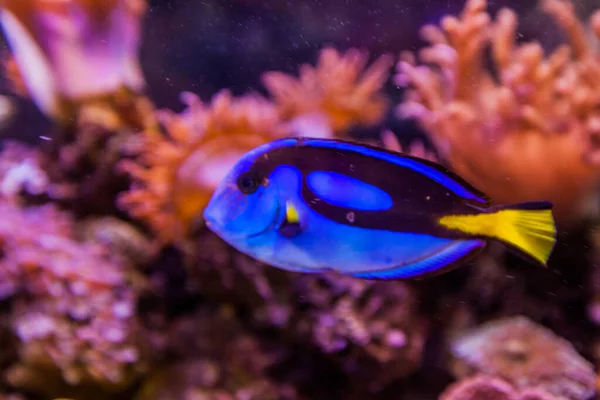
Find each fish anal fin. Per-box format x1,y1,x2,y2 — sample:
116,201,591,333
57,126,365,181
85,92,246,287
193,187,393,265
351,239,485,280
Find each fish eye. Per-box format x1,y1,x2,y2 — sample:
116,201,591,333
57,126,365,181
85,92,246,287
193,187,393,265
237,171,260,194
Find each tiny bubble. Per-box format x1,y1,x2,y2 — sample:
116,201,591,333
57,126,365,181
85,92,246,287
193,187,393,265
346,212,355,223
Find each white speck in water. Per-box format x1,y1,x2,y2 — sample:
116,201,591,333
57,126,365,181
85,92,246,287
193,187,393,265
346,212,355,223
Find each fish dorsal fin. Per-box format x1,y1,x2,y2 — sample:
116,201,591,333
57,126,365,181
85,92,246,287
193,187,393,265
299,138,491,206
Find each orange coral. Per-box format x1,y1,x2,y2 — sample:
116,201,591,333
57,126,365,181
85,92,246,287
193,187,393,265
396,0,600,223
263,47,393,134
119,90,290,242
379,129,438,162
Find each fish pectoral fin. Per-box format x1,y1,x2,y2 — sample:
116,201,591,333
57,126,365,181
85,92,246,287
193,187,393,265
286,200,300,224
277,200,304,238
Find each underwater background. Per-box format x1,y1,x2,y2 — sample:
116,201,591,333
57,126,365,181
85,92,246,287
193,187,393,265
0,0,599,398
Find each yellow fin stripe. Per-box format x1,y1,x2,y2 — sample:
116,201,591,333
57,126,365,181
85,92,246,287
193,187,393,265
438,207,556,266
286,201,300,224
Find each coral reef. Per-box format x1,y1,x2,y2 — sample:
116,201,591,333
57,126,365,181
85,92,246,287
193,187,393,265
396,0,600,223
0,0,599,399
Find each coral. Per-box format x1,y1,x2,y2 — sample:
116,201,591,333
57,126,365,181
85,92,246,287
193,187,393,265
440,375,558,400
450,316,596,400
1,52,26,99
76,216,156,266
0,0,157,214
0,395,25,400
2,0,600,398
135,305,300,400
263,47,393,135
37,95,157,214
0,141,48,201
378,129,438,161
395,0,600,223
291,272,426,390
191,231,426,392
0,200,149,395
0,0,147,122
0,201,73,299
118,90,291,242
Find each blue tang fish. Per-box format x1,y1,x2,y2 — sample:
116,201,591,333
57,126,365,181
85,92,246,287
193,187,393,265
203,138,557,279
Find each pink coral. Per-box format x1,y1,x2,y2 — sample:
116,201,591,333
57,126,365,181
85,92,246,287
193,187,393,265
0,141,48,201
450,316,596,400
440,375,558,400
0,200,149,391
396,0,600,223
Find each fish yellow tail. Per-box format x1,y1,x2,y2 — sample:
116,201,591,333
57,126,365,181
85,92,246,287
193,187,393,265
438,201,557,266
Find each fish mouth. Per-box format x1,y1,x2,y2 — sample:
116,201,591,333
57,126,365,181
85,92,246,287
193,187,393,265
205,202,282,240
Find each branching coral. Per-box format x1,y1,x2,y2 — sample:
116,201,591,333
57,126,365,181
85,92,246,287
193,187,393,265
118,90,290,242
396,0,600,223
450,316,596,400
0,200,150,395
379,129,438,162
263,47,393,135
